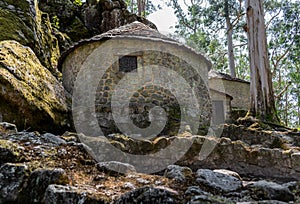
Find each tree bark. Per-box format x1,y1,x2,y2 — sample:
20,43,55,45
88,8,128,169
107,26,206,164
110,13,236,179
225,0,236,77
285,92,288,126
245,0,279,123
137,0,146,17
298,100,300,126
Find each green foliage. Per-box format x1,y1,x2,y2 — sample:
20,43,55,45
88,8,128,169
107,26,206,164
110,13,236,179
267,0,300,127
166,0,299,127
73,0,82,7
51,15,60,29
167,0,247,73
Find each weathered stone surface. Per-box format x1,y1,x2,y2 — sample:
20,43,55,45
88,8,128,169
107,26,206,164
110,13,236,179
40,133,67,146
179,136,300,181
83,0,156,35
97,161,136,175
188,195,234,204
0,40,69,133
0,163,28,203
0,140,24,165
20,168,69,203
184,185,236,203
115,186,179,204
246,180,295,202
4,131,66,147
38,0,156,44
283,181,300,194
110,134,165,154
291,153,300,171
38,0,90,43
45,184,109,204
0,122,17,133
221,124,289,148
185,186,209,196
196,169,243,193
213,169,242,180
254,201,288,204
0,0,60,74
164,165,193,182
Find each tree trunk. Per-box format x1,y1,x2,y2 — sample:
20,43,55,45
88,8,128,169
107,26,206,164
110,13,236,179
137,0,146,17
298,100,300,126
285,91,288,126
225,0,236,77
245,0,279,123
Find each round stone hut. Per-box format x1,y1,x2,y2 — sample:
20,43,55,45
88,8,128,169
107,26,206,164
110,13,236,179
58,21,212,137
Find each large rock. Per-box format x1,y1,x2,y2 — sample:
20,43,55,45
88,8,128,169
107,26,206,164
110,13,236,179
45,184,109,204
100,5,156,33
20,168,69,203
0,163,29,203
196,169,243,193
83,0,156,35
164,165,193,182
115,186,179,204
0,122,17,134
0,139,24,165
38,0,90,42
38,0,156,44
96,161,136,175
179,136,300,181
0,0,60,75
246,180,295,202
0,40,70,133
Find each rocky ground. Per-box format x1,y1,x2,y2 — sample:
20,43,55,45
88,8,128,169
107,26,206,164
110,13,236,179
1,122,300,203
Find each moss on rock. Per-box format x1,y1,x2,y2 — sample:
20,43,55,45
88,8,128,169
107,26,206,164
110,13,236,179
0,0,60,75
0,139,23,164
0,40,70,133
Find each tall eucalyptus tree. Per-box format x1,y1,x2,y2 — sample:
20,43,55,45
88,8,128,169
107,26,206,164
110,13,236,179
245,0,279,123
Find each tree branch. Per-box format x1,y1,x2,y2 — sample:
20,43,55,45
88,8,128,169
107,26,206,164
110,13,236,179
275,82,292,99
266,8,282,29
233,43,248,48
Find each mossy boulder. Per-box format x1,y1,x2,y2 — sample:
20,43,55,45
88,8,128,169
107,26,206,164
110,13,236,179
84,0,157,34
37,0,157,50
0,40,70,133
0,139,24,164
38,0,90,42
0,0,60,75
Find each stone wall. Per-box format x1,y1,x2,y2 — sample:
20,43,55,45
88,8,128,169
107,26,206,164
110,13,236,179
209,78,250,110
179,136,300,182
62,38,211,136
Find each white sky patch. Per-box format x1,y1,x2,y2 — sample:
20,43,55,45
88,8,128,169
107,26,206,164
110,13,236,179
147,6,177,35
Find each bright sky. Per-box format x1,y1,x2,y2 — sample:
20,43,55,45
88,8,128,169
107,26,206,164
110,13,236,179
147,6,177,34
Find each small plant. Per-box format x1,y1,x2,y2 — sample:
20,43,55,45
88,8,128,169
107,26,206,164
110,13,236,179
73,0,83,6
51,16,60,29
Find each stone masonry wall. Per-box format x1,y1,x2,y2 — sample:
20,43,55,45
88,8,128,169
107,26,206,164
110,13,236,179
62,38,211,137
209,78,250,110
